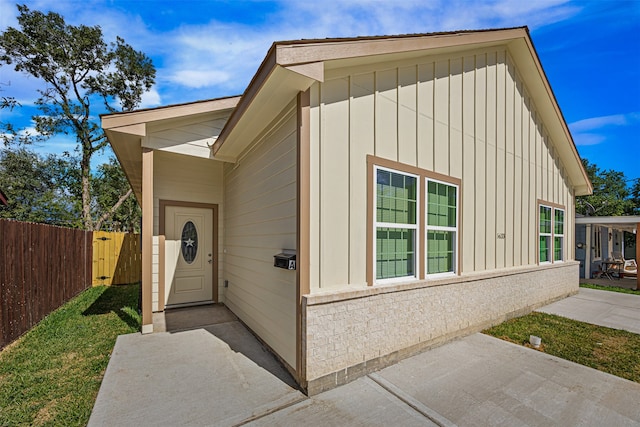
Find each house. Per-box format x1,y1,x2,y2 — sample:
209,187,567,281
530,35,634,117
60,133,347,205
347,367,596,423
575,215,640,287
102,27,592,394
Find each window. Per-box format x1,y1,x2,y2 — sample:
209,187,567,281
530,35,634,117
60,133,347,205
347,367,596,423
554,209,564,261
369,157,461,284
594,226,602,259
375,167,417,280
539,206,552,263
539,203,564,263
426,180,458,275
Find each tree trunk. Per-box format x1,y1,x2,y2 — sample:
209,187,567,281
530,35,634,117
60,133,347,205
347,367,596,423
81,152,93,230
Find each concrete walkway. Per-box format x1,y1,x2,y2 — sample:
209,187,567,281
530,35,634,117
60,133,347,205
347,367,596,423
90,291,640,426
538,287,640,334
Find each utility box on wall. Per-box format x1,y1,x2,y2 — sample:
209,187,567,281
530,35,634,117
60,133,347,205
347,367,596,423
274,251,296,270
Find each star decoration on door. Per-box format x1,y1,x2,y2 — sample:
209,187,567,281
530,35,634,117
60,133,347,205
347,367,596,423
184,238,195,247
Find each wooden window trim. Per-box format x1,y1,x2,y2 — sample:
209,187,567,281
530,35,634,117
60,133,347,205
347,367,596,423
367,155,461,286
537,199,566,265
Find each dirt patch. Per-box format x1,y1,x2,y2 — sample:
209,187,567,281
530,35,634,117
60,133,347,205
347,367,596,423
33,399,57,426
592,333,629,362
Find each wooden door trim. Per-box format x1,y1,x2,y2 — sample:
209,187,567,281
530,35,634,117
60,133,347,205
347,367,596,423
159,200,219,308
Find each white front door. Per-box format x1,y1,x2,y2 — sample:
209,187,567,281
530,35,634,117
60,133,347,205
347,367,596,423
165,206,214,306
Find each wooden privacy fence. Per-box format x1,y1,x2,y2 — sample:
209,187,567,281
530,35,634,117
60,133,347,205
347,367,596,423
0,220,142,349
0,219,92,349
92,231,141,286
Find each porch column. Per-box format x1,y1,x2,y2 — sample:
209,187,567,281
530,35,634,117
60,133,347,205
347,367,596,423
636,223,639,291
585,224,591,279
296,89,311,386
141,148,154,333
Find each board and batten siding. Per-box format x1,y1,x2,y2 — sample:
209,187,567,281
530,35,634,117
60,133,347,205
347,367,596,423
151,151,225,310
223,105,297,368
309,47,574,292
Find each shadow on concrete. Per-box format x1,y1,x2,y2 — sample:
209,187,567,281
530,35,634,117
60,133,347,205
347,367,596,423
158,304,298,389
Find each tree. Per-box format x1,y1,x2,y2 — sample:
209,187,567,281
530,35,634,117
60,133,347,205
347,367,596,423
576,159,633,216
629,179,640,216
91,157,141,232
0,4,155,230
0,147,82,226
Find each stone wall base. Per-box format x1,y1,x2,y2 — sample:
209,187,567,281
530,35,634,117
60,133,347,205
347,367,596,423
303,262,579,395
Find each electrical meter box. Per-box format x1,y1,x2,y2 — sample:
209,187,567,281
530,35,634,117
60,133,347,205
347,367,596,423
274,251,296,270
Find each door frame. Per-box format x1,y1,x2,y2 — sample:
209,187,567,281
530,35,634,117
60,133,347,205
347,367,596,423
158,199,219,310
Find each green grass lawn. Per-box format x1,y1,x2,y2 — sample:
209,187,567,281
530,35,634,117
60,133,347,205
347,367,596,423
0,284,140,426
580,282,640,294
484,311,640,383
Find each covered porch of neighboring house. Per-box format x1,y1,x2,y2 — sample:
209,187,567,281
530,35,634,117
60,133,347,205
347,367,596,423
575,216,640,291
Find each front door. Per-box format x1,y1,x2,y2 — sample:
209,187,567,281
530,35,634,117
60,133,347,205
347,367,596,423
165,205,214,306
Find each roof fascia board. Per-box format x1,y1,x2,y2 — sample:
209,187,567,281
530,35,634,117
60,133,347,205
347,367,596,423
110,123,146,137
211,48,278,155
213,66,314,158
285,62,324,82
274,28,526,66
105,128,143,202
102,96,240,130
213,30,525,158
507,36,592,196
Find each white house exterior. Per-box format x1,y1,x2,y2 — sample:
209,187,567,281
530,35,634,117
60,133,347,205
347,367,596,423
102,27,592,394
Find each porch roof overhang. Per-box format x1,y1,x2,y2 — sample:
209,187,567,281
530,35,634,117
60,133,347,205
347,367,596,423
101,97,241,202
575,216,640,233
211,27,591,196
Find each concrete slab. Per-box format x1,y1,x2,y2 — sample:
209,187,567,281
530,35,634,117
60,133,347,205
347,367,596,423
246,376,439,426
538,288,640,334
91,295,640,426
88,323,305,427
373,333,640,427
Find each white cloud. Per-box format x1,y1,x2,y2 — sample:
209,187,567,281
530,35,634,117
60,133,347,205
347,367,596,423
0,0,585,107
138,87,162,109
569,112,640,146
572,133,606,146
569,114,631,132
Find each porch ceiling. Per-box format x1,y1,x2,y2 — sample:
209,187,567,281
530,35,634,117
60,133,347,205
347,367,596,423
576,216,640,233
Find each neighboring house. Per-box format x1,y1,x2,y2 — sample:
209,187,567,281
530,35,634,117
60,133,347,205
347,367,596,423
575,215,640,284
102,27,592,394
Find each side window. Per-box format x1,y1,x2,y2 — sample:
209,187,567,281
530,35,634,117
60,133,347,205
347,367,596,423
375,167,418,280
539,203,564,264
554,209,565,262
426,180,458,275
539,205,552,263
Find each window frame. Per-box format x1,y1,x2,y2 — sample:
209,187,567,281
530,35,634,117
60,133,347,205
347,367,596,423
554,208,565,262
373,165,420,283
537,200,566,265
367,155,461,286
425,178,459,277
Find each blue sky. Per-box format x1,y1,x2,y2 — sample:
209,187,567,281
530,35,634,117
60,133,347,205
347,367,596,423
1,0,638,180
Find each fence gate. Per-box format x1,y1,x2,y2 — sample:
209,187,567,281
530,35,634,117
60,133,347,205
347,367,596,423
92,231,141,285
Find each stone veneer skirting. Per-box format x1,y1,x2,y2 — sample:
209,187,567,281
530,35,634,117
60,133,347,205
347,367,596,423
302,262,579,395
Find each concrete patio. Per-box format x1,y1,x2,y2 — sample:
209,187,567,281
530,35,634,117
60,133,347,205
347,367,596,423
89,290,640,426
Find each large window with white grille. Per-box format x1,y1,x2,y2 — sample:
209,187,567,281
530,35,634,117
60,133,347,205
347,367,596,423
375,167,418,280
539,203,565,264
371,159,460,283
426,179,458,275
